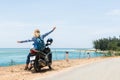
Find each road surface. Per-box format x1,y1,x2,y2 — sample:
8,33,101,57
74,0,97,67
37,58,120,80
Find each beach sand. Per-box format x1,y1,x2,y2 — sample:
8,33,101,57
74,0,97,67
0,56,119,80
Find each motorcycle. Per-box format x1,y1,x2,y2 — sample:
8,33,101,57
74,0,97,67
29,38,53,72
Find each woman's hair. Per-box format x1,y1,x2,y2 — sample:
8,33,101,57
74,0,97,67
34,29,40,37
34,29,40,33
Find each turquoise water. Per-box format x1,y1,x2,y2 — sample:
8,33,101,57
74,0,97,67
0,48,103,66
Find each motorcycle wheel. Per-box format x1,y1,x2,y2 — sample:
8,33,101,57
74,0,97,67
34,58,41,72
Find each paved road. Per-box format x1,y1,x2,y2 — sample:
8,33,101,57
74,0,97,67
38,58,120,80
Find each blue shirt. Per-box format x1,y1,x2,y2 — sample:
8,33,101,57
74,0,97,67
20,29,54,50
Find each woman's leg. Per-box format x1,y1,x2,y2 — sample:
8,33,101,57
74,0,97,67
24,53,31,70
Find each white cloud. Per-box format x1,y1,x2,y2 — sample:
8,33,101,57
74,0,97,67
106,9,120,16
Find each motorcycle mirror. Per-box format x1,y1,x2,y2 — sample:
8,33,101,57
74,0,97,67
47,38,53,45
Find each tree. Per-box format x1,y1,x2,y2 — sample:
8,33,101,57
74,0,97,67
93,36,120,51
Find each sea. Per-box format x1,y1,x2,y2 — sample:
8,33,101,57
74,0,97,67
0,48,104,66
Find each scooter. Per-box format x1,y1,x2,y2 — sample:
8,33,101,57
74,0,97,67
29,38,53,72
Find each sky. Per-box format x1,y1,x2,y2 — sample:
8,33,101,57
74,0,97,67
0,0,120,48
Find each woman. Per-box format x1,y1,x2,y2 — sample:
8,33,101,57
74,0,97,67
17,27,56,70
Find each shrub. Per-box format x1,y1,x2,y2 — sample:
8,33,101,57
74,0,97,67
9,59,16,66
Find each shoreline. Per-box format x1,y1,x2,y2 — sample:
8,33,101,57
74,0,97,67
0,56,120,80
0,49,103,67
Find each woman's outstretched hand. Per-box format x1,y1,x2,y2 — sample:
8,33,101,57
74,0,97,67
17,41,21,43
53,27,56,31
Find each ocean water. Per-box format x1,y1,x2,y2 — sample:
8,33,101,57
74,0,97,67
0,48,103,66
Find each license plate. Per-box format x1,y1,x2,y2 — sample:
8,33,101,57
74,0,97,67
30,56,36,60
